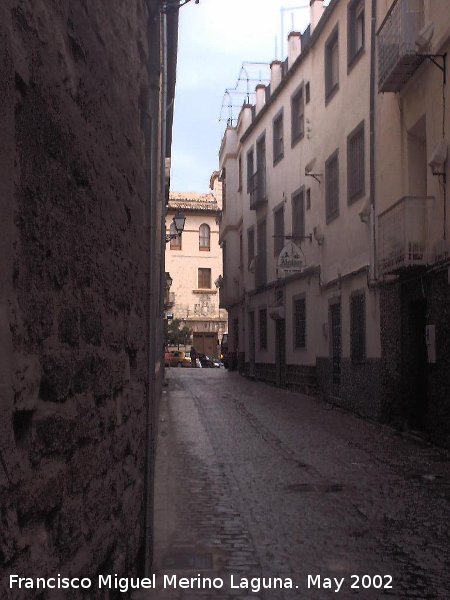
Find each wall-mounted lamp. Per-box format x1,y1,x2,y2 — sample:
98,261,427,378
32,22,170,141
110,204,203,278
428,139,447,177
313,225,325,246
165,209,186,243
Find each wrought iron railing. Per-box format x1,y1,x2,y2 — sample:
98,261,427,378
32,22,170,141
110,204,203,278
377,0,425,92
249,168,267,210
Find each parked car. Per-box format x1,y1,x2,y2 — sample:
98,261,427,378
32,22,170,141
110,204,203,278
168,350,191,367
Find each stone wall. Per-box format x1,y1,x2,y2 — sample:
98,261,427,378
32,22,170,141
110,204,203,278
0,1,161,596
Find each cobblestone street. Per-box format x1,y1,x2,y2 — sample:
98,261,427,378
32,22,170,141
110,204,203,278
138,369,450,600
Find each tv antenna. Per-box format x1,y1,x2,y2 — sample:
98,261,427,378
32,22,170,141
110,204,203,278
219,62,270,126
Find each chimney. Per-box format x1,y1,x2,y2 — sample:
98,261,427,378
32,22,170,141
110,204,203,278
310,0,325,33
255,84,266,114
287,32,301,69
270,60,282,94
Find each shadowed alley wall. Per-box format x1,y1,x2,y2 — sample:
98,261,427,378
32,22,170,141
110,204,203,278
0,1,167,596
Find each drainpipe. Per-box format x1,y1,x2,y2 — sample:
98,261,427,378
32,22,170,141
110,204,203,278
369,0,377,283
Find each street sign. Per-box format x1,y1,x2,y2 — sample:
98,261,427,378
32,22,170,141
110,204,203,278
276,241,304,277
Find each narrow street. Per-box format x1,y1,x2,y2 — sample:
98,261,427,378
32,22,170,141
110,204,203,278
144,369,450,600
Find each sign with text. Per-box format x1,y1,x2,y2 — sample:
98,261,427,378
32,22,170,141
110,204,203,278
276,241,304,277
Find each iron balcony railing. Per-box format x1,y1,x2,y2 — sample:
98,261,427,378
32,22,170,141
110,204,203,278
377,0,425,92
378,195,435,275
249,168,267,210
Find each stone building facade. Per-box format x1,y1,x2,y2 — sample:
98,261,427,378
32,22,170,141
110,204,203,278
0,0,178,594
165,175,227,352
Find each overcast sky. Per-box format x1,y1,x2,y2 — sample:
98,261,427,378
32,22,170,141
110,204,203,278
170,0,316,193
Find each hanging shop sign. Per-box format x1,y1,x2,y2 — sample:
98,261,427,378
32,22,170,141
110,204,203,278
276,241,304,277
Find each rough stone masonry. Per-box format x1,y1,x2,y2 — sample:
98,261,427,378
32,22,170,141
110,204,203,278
0,1,161,597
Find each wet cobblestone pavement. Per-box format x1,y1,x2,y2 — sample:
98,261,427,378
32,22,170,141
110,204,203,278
135,369,450,600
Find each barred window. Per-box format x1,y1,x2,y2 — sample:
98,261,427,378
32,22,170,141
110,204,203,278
238,155,242,191
170,222,181,250
274,206,284,256
348,0,365,66
259,308,267,350
198,268,211,289
273,110,284,164
247,148,254,192
292,189,305,241
347,122,365,203
305,81,310,104
350,292,366,362
199,224,210,250
325,150,339,222
325,27,339,101
294,297,306,349
306,188,311,210
247,227,255,268
291,85,304,144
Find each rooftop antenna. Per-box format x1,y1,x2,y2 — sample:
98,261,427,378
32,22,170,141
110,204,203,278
275,36,278,60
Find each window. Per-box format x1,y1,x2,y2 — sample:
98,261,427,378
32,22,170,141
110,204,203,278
305,81,310,104
169,222,181,250
259,308,267,349
306,188,311,210
274,205,285,256
247,148,254,193
247,227,255,269
325,150,339,222
256,219,267,287
347,121,365,203
238,155,242,191
350,291,366,362
293,297,306,349
198,268,211,289
273,110,284,164
291,84,305,145
325,27,339,101
199,224,210,250
239,232,243,269
292,189,305,241
348,0,365,67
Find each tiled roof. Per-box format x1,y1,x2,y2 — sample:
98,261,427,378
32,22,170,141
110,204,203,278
168,192,219,211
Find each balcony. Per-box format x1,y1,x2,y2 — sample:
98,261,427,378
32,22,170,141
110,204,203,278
255,252,267,288
377,0,425,92
249,168,267,210
378,196,435,275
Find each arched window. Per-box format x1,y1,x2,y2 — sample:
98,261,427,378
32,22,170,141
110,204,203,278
170,222,181,250
199,223,210,250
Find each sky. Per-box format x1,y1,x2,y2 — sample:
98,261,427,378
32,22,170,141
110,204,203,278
170,0,316,194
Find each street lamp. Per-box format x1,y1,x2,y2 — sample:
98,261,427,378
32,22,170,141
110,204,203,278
165,210,186,243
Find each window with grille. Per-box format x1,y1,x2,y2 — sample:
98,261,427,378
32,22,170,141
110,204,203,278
347,121,365,203
348,0,365,67
325,150,339,222
305,81,310,104
198,268,211,289
256,219,267,287
274,206,285,256
306,188,311,210
325,27,339,101
293,297,306,349
199,223,210,250
247,148,254,192
259,308,267,349
292,189,305,241
350,291,366,362
273,110,284,164
291,84,305,145
169,222,181,250
247,227,255,269
238,155,242,191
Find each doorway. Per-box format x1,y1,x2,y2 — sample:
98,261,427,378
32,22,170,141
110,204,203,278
248,311,255,377
330,301,341,396
404,298,428,430
275,319,286,387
